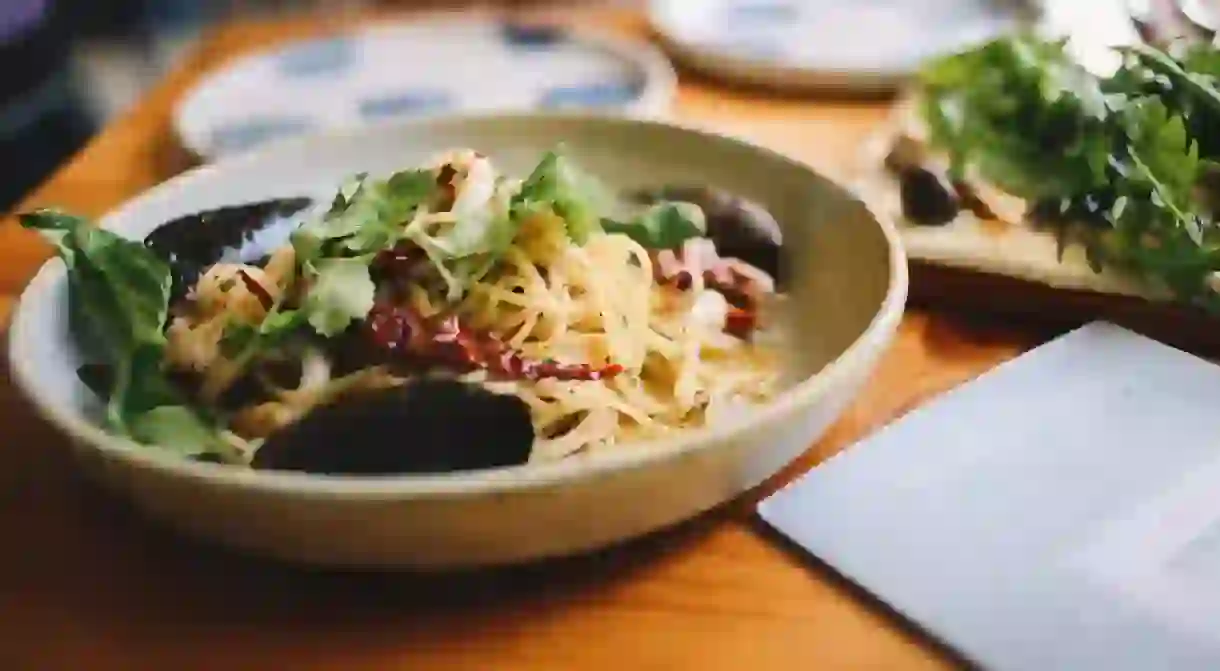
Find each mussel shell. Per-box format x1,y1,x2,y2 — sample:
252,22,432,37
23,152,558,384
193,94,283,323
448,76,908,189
142,197,315,303
250,378,536,475
631,185,784,284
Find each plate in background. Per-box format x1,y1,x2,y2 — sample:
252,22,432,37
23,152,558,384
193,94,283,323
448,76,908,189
174,16,677,160
648,0,1033,94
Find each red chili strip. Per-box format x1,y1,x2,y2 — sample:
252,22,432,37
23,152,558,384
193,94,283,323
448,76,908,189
366,301,623,382
725,307,756,340
236,269,275,310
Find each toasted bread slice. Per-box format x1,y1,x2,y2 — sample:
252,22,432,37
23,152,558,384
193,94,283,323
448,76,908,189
849,99,1220,353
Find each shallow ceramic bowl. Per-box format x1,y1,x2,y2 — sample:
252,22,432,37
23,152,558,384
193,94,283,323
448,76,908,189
8,114,907,569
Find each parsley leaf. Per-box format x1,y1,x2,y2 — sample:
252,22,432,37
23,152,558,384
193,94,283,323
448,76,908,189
400,148,613,301
292,168,436,261
510,148,607,244
300,256,376,337
289,168,435,335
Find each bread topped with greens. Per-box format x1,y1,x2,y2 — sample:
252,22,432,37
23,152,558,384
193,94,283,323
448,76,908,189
852,33,1220,349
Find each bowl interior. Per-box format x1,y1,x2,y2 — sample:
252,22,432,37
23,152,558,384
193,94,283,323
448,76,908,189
9,113,901,487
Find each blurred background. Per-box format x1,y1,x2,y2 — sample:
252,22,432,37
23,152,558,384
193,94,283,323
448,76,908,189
7,0,1118,212
1,0,628,210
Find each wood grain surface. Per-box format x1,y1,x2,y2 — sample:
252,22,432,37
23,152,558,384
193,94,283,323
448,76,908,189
0,7,1053,671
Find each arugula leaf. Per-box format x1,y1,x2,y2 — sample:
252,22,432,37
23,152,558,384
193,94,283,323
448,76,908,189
300,257,376,336
912,35,1220,309
1121,97,1202,235
919,34,1111,200
602,202,707,249
1123,44,1220,117
1115,43,1220,161
1076,96,1220,302
1178,42,1220,85
19,210,233,459
510,148,607,244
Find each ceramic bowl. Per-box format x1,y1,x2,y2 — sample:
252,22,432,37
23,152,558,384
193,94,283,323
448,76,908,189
8,114,907,569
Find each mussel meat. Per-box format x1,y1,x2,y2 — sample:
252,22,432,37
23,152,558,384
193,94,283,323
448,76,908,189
250,378,536,475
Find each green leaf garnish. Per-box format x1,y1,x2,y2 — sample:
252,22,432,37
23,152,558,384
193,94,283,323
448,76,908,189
218,307,308,360
510,148,608,244
292,168,437,261
1120,96,1201,239
23,210,172,364
918,33,1111,200
126,406,229,457
301,256,376,337
915,34,1220,310
288,168,436,332
400,148,615,301
19,210,236,460
602,201,707,249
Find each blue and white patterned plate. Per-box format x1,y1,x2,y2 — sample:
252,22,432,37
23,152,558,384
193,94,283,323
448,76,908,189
649,0,1032,93
174,17,677,159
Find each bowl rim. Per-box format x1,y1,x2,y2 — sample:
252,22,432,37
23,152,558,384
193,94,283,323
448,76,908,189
8,111,908,499
173,13,679,160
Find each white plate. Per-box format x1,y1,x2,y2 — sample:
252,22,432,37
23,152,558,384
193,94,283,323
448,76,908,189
174,17,677,159
649,0,1031,93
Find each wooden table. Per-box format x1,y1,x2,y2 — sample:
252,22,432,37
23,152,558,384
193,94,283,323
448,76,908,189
0,8,1048,671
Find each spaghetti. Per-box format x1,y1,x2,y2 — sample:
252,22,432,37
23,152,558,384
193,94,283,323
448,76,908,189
161,148,786,464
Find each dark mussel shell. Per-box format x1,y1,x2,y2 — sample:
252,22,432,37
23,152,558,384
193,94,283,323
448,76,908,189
631,185,783,284
250,378,536,475
143,197,315,303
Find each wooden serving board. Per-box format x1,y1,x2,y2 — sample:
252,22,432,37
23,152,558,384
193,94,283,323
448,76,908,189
808,98,1220,358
